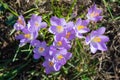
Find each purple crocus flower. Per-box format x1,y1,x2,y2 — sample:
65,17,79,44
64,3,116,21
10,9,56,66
85,27,109,53
15,28,38,47
43,48,72,74
27,14,47,32
74,18,90,38
33,41,49,59
49,16,66,35
14,15,26,30
49,48,72,65
86,4,102,22
42,58,61,74
64,22,76,40
53,35,71,50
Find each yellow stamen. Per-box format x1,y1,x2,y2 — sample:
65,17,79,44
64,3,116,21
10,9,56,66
24,34,31,39
66,32,71,39
77,25,84,31
57,41,62,46
93,37,101,42
56,26,63,33
90,12,99,17
49,61,54,66
35,22,40,27
39,47,45,53
57,54,63,60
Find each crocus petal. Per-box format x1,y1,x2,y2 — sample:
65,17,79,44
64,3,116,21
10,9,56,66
41,41,47,47
33,48,39,54
42,60,48,67
54,33,65,41
33,31,38,38
33,53,41,59
88,4,96,14
95,8,102,14
78,28,90,33
82,20,89,26
21,29,29,34
64,43,71,50
65,21,74,29
91,42,98,48
30,40,40,47
94,16,103,22
76,33,83,38
43,47,49,56
40,22,47,28
59,49,67,55
54,63,61,71
63,39,71,50
49,26,57,34
60,18,66,26
75,18,82,26
15,34,24,40
97,27,106,35
50,16,59,26
65,52,72,60
20,39,28,43
99,35,109,42
90,43,97,53
31,14,42,22
85,35,91,45
59,58,66,65
97,43,107,51
14,23,24,30
90,31,99,39
46,68,52,74
19,42,26,47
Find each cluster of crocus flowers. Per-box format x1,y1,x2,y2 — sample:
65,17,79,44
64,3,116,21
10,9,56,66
14,4,109,74
14,14,47,47
43,47,72,74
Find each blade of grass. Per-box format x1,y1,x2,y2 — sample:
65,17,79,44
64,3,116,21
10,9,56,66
12,46,20,62
5,59,31,80
23,8,39,15
1,0,18,16
10,29,15,36
25,45,33,60
102,0,114,19
66,0,77,21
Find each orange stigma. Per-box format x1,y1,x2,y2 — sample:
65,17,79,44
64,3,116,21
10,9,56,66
39,47,45,53
90,12,99,17
49,61,54,66
66,32,71,39
57,41,62,46
18,17,24,26
35,22,40,27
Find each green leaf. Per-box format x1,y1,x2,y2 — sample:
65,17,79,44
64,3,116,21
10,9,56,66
2,3,8,9
5,14,17,26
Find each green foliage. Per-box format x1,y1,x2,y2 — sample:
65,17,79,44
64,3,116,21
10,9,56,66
5,14,17,26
